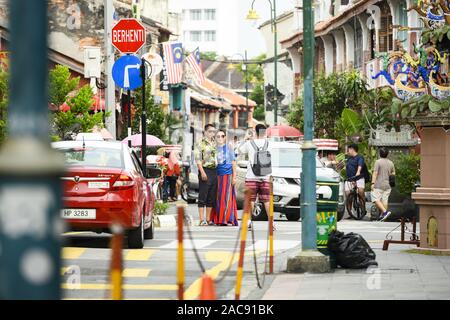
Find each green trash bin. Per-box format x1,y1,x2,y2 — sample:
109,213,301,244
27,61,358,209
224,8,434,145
316,176,340,269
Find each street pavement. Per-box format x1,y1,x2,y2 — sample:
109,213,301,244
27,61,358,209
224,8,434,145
61,202,450,300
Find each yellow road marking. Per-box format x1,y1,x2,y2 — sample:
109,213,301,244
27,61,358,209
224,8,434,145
62,247,86,260
61,283,177,291
122,268,151,278
183,250,261,300
125,249,156,261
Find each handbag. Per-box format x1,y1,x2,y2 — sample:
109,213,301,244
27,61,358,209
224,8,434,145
389,175,396,188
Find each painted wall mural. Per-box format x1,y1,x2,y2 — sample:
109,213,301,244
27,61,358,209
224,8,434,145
371,0,450,106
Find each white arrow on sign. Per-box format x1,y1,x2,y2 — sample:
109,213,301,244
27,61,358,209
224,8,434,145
124,63,141,88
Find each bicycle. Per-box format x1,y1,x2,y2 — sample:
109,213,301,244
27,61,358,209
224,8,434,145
180,162,197,204
344,177,366,220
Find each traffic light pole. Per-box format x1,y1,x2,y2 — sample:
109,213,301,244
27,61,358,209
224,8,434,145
104,0,116,139
140,58,147,174
286,0,329,274
0,0,65,299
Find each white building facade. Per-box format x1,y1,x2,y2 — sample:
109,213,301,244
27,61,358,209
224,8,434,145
169,0,295,58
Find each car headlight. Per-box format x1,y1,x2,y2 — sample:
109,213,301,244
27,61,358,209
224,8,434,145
273,177,288,185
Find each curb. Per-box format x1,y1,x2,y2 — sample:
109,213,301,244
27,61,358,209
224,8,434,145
154,213,194,228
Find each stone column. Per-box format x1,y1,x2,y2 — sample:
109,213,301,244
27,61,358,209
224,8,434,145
357,14,371,75
342,24,355,70
321,35,334,75
332,30,345,72
412,126,450,251
286,47,302,100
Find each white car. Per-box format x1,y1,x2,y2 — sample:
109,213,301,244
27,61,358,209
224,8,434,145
235,141,345,221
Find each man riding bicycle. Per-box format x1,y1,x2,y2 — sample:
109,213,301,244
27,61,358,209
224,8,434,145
345,144,367,216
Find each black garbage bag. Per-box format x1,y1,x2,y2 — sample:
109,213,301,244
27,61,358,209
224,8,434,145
327,230,378,269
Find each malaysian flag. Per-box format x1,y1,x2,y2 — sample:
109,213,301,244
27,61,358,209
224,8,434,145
186,47,205,84
162,42,184,84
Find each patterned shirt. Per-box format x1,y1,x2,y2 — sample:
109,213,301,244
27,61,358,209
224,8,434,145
194,138,217,169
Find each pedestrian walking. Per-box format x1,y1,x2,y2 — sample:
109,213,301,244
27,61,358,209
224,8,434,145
371,147,395,221
167,150,181,201
212,129,238,226
345,144,368,215
238,124,272,229
194,124,218,226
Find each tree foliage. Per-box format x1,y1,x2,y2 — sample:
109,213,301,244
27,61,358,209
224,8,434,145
49,64,79,107
49,65,106,140
394,153,420,195
288,71,368,138
132,80,166,141
236,54,266,123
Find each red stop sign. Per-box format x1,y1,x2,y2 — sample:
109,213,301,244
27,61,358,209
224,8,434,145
112,19,146,54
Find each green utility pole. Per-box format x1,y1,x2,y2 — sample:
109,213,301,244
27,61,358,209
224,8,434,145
301,0,317,251
287,0,329,274
0,0,65,299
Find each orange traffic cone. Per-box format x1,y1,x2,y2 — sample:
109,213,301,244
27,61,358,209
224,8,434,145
199,274,216,300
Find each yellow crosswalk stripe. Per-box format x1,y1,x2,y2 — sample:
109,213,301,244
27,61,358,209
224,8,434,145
122,268,151,278
61,283,177,291
183,251,260,300
125,249,156,261
62,247,86,260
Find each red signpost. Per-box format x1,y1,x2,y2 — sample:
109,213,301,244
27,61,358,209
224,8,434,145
112,18,146,54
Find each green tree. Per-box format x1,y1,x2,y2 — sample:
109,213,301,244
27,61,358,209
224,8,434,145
49,64,79,107
394,153,420,195
200,51,218,61
49,65,106,140
236,54,266,122
132,80,166,140
288,71,367,138
0,72,8,146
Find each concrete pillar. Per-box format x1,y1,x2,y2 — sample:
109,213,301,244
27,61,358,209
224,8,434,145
342,24,355,69
286,47,302,99
321,35,334,75
332,30,345,72
406,0,422,55
215,109,220,126
387,0,399,50
357,14,371,75
247,107,254,127
412,127,450,251
366,3,381,52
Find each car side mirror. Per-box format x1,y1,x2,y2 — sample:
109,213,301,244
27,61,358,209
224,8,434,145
146,167,162,179
237,160,248,168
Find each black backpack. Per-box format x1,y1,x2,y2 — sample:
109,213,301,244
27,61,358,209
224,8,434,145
250,140,272,176
361,161,371,181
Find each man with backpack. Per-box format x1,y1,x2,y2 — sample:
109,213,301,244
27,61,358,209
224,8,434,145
345,144,369,215
238,124,272,228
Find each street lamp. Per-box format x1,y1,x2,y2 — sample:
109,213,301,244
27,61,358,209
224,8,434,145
227,52,249,127
246,0,278,125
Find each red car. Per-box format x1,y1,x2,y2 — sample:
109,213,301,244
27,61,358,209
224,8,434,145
53,140,160,248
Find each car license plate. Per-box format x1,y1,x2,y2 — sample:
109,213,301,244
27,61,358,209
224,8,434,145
61,209,96,220
88,182,110,189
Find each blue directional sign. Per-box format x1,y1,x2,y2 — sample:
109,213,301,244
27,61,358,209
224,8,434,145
112,55,142,90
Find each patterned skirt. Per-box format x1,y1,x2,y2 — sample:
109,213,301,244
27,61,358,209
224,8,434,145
212,174,238,226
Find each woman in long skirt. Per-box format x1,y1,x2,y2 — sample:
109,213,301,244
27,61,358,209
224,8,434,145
212,129,238,226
